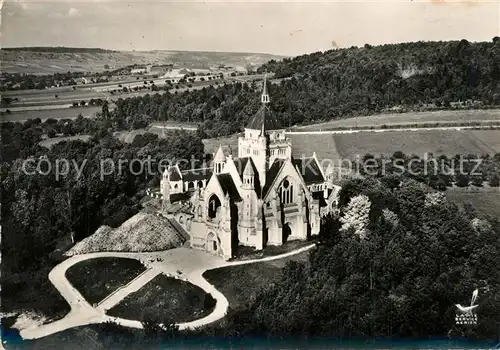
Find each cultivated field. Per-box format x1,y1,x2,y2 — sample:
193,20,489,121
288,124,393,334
292,109,500,130
0,106,100,122
204,129,500,164
1,50,285,74
470,130,500,153
333,129,500,160
446,187,500,219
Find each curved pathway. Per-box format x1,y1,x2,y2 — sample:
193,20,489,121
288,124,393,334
20,244,315,340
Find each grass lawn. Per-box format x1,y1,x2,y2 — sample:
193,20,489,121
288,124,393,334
65,257,147,304
107,274,214,324
446,187,500,219
203,250,310,309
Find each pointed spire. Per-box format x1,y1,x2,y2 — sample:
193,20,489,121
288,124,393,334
214,145,225,162
261,73,270,104
243,160,255,176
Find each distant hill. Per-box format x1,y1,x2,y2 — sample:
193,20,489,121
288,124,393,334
2,47,114,53
0,48,286,74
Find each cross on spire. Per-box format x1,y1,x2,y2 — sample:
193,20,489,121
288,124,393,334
261,73,270,104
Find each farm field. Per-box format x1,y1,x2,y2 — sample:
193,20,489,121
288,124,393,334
333,129,500,159
0,106,100,122
446,187,500,219
470,130,500,153
292,109,500,130
203,129,500,165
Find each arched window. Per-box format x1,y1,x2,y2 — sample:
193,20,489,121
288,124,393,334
279,178,294,204
208,194,221,219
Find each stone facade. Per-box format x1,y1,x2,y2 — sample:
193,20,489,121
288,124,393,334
158,76,340,260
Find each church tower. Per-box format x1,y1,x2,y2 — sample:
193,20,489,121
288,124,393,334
213,145,226,174
239,159,259,245
160,168,170,211
238,74,277,191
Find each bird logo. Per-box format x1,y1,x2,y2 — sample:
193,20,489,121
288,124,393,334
455,289,479,315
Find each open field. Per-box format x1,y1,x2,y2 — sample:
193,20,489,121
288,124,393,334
470,130,500,153
65,257,147,304
107,274,213,323
446,187,500,219
292,109,500,130
203,251,309,309
0,106,100,122
39,135,92,148
1,49,285,74
204,129,500,165
1,78,221,114
333,129,500,159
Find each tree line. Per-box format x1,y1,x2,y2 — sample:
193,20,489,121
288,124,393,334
107,39,500,139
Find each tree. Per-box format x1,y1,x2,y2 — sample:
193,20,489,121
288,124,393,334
340,194,371,239
455,174,469,187
488,174,499,187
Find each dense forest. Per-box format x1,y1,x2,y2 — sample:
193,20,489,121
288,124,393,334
0,117,205,318
75,178,500,348
2,39,500,345
204,178,500,340
110,39,500,138
350,152,500,190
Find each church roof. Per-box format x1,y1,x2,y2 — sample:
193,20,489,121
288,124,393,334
181,168,212,182
217,173,241,201
245,105,280,131
243,159,255,176
262,158,287,198
292,157,325,185
168,165,182,181
236,157,262,192
311,191,328,207
214,145,226,162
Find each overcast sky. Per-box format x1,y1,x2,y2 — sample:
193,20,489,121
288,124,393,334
1,0,499,55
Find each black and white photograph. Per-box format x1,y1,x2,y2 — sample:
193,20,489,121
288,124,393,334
1,0,500,348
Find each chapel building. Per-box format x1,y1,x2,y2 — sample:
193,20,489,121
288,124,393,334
158,77,340,259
